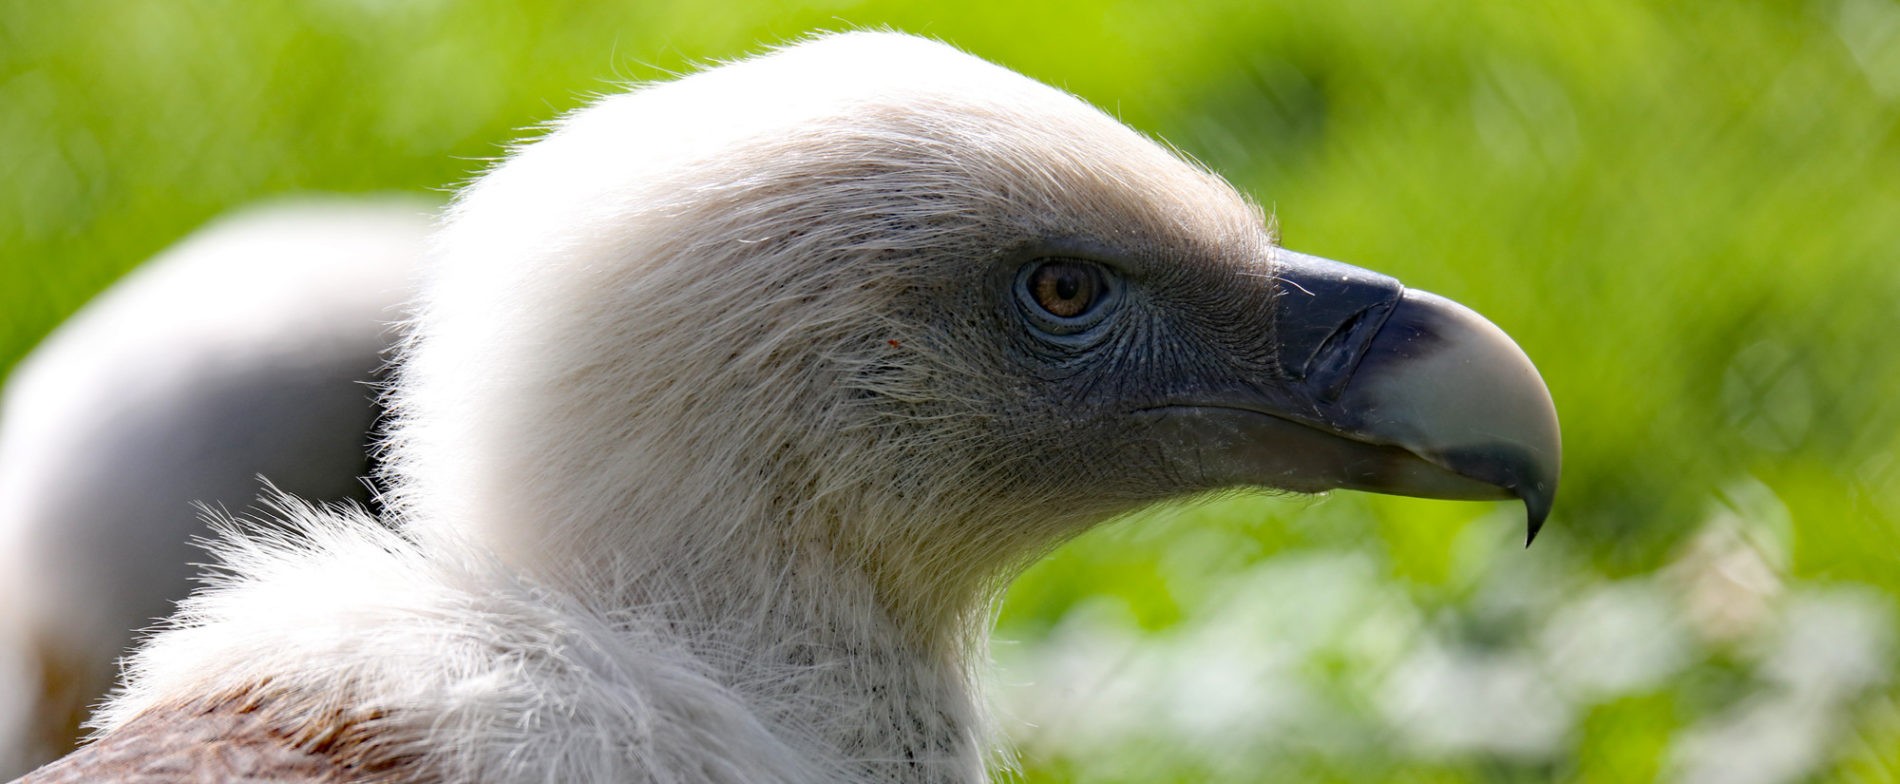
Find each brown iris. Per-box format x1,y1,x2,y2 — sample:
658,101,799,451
1027,260,1104,319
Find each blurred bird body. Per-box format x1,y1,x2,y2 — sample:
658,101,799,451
0,200,429,776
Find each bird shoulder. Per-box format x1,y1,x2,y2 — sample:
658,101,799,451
12,689,421,784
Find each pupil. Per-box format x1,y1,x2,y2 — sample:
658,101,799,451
1056,273,1081,301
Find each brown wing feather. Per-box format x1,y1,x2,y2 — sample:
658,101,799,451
11,693,421,784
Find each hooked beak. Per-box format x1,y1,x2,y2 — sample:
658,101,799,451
1141,249,1561,544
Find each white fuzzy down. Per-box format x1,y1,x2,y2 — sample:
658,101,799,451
104,501,861,782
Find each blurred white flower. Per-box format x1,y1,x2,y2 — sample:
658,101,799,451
1377,640,1571,758
1761,588,1893,700
1666,587,1894,784
1537,578,1691,698
1667,480,1791,645
1669,694,1836,784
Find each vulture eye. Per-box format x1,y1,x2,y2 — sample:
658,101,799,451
1017,258,1119,335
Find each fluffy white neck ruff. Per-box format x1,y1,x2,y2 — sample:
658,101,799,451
100,501,988,783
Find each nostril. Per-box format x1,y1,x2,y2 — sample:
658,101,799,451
1304,302,1396,400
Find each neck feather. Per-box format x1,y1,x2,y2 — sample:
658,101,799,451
385,384,1018,778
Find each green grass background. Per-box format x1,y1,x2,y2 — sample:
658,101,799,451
4,1,1899,781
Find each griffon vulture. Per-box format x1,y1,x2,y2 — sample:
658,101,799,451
11,33,1558,784
0,201,428,776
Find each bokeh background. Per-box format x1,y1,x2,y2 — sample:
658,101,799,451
4,1,1899,781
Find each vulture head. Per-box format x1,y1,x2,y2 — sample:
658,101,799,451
390,32,1556,633
44,31,1558,784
